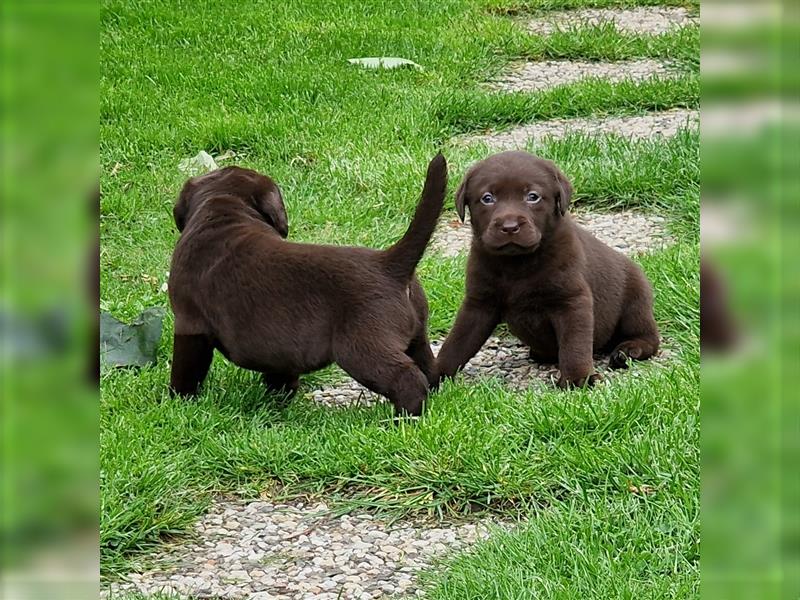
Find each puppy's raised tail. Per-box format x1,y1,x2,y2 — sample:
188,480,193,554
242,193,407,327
382,153,447,282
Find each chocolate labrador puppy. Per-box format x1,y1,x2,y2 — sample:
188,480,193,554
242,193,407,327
169,154,447,416
437,151,659,387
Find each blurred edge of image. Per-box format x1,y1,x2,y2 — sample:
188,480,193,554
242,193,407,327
701,0,798,598
2,2,99,599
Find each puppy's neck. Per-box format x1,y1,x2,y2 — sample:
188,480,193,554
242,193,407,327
189,195,283,238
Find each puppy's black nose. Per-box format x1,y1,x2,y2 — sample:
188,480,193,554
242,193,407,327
499,220,521,234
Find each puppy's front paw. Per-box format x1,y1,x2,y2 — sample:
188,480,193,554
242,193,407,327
427,368,442,391
557,372,602,389
394,400,424,419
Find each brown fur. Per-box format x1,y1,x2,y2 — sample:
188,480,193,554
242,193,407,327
437,151,659,387
168,155,447,416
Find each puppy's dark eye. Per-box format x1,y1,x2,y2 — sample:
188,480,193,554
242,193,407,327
526,192,541,204
480,193,496,205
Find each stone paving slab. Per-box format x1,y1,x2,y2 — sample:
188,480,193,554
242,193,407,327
458,108,698,150
104,499,507,599
489,59,678,93
525,6,697,36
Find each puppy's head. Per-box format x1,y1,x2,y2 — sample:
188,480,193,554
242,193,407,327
455,151,572,256
174,166,289,237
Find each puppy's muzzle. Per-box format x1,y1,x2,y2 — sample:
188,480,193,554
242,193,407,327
497,218,522,235
483,216,540,253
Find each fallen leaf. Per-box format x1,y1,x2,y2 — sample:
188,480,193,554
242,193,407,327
628,483,657,496
347,57,423,70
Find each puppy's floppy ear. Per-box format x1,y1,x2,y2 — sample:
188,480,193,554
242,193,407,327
553,166,573,217
252,184,289,238
455,169,471,222
173,179,196,232
174,169,223,232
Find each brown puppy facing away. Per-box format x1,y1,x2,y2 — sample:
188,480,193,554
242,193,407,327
437,151,659,388
168,154,447,416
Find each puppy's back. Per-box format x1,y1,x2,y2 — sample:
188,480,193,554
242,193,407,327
574,224,652,339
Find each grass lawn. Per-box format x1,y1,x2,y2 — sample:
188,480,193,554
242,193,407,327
101,0,699,596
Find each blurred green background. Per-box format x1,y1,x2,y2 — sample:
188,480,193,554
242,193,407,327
700,1,798,598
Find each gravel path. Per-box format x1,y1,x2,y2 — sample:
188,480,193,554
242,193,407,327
488,59,678,93
104,499,506,599
525,6,697,36
443,335,672,391
458,108,698,149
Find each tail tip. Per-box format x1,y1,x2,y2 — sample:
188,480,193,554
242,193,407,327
428,152,447,173
426,153,447,187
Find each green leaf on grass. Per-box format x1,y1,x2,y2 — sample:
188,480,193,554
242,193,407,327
100,307,165,368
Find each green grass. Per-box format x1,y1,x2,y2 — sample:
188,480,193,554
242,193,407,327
423,494,698,599
101,0,699,595
510,23,699,66
436,76,698,133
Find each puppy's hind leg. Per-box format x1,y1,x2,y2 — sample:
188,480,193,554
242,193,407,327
609,327,660,369
406,280,437,388
609,273,660,370
337,344,429,417
170,333,214,396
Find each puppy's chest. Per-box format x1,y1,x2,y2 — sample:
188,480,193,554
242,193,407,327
495,276,558,315
500,294,548,329
496,281,563,344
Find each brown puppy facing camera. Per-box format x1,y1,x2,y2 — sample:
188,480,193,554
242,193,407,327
168,155,447,416
437,151,659,388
